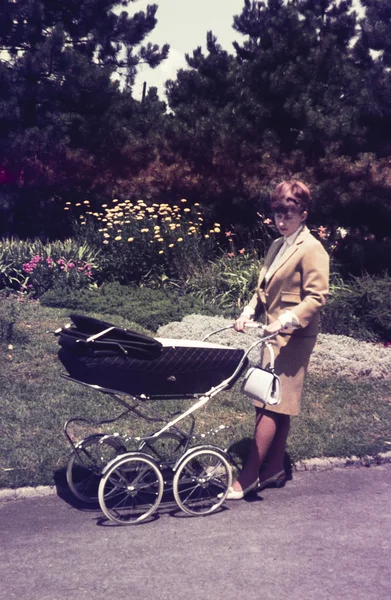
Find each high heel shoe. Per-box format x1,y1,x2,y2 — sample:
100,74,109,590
257,469,286,492
224,479,259,501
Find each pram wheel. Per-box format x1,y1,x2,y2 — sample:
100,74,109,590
66,434,127,504
137,432,187,468
98,452,164,525
173,447,232,516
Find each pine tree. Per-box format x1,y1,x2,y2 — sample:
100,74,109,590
0,0,168,236
163,0,391,266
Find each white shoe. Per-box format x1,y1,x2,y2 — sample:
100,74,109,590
224,479,259,501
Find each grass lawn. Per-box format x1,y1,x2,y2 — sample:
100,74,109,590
1,300,391,489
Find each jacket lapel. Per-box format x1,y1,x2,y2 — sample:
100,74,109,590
264,226,309,285
258,237,285,286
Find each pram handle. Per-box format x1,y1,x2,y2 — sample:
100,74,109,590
201,322,265,342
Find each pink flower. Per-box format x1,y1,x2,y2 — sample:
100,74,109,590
263,218,272,225
46,257,54,265
239,248,246,255
67,262,75,268
225,231,233,237
227,252,234,258
57,259,65,265
317,226,328,239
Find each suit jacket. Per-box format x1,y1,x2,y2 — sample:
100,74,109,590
246,226,329,337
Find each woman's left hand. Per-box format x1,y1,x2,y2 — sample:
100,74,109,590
263,319,283,334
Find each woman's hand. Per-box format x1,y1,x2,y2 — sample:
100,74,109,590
233,315,254,332
263,319,283,335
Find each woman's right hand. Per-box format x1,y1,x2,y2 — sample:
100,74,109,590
233,315,254,332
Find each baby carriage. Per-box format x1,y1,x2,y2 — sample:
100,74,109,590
56,314,277,525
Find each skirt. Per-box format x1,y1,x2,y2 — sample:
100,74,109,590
254,333,317,416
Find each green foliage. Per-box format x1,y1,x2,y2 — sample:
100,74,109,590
0,290,19,342
321,272,391,342
40,282,220,332
187,252,263,316
70,197,219,284
0,237,100,295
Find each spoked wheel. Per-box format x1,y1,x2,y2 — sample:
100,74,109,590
66,434,127,504
173,448,232,516
138,432,188,468
98,453,164,525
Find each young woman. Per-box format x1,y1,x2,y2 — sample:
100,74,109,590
227,180,329,499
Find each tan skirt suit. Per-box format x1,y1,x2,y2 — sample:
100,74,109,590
244,226,329,416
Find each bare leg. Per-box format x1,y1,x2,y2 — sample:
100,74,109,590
233,408,278,491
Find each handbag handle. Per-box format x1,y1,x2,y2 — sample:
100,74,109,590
261,342,276,371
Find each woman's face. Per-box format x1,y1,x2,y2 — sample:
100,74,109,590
274,210,307,237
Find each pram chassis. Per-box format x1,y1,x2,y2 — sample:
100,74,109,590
61,322,276,524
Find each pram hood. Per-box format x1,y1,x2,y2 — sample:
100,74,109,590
56,314,247,398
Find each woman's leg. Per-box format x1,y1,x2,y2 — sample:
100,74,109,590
259,413,290,481
233,408,278,491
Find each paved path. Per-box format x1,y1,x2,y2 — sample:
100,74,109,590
1,464,391,600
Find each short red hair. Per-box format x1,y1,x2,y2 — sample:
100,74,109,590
271,180,311,214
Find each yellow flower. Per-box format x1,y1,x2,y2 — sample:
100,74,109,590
102,204,108,208
75,202,81,206
136,216,143,220
127,237,134,242
103,240,109,244
83,200,89,204
65,201,71,205
64,207,70,211
183,208,191,212
204,234,210,239
114,235,122,241
168,243,174,248
180,198,187,203
214,227,221,233
214,222,221,227
164,217,172,222
154,225,160,230
113,198,118,203
194,203,200,206
140,228,149,233
157,237,164,242
158,250,164,255
177,237,183,242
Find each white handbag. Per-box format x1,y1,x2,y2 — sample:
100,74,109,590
241,343,281,406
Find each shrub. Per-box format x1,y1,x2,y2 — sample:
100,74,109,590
0,237,100,296
186,251,263,316
0,290,20,342
40,282,221,331
321,273,391,342
69,198,218,284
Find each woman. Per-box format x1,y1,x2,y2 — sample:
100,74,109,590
227,180,329,499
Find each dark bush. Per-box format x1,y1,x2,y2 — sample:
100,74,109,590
40,282,221,331
321,273,391,342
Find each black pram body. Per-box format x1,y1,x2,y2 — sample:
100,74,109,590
57,315,247,398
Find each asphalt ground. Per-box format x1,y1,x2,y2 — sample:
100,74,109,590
1,463,391,600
